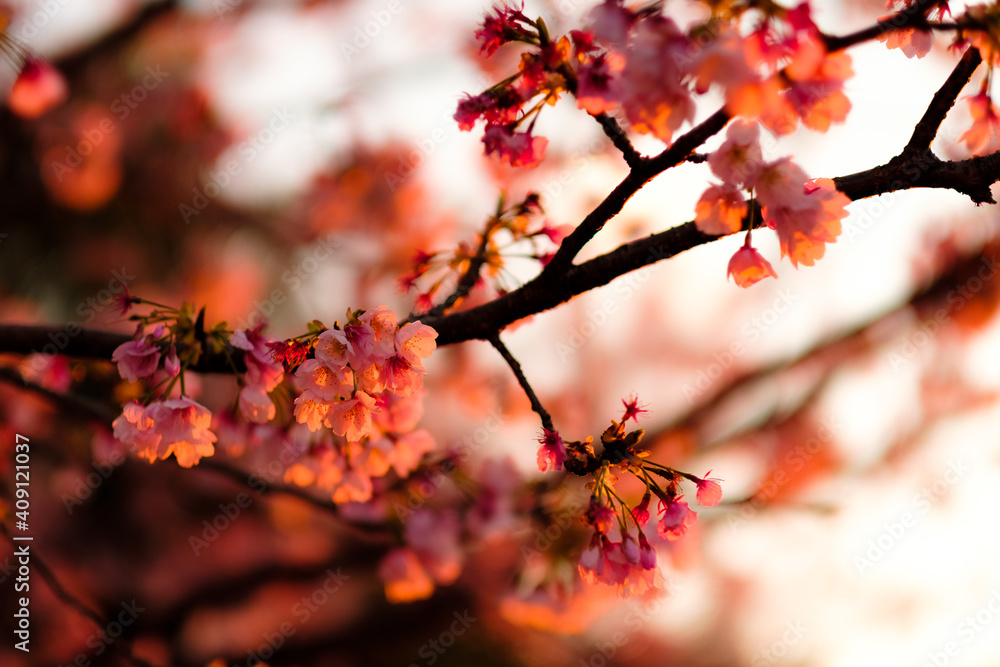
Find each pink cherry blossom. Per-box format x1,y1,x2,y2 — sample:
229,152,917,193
112,401,163,462
164,347,180,377
575,52,624,115
637,532,656,570
145,397,217,467
631,490,652,527
586,0,632,51
482,124,548,168
380,354,424,396
373,390,425,433
293,392,332,432
656,498,697,541
395,322,438,369
709,120,765,189
359,305,398,360
960,92,1000,156
727,240,778,288
405,509,463,585
330,464,374,504
695,183,747,236
694,471,723,507
536,428,566,472
315,328,350,368
111,337,161,383
295,359,354,401
620,16,695,144
231,328,284,392
327,390,378,441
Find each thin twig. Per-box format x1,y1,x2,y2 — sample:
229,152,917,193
488,334,554,431
593,112,643,167
0,524,158,667
423,221,495,319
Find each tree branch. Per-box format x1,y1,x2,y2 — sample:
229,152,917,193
0,15,994,360
903,47,982,154
488,334,553,431
0,524,158,667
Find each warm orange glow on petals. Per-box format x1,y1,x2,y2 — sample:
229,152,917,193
960,92,1000,156
694,183,747,236
878,25,933,58
727,243,778,288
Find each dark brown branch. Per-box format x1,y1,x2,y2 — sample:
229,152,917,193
820,0,954,53
0,366,118,423
903,47,982,154
0,524,158,667
5,142,1000,355
423,220,495,319
0,16,996,359
488,334,553,431
541,108,731,277
0,324,243,372
593,112,643,167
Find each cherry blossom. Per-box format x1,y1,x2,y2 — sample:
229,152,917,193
695,183,748,236
727,238,778,288
656,498,697,541
536,428,566,472
961,91,1000,155
694,471,724,507
111,336,161,383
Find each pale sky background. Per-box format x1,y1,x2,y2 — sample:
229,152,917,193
13,0,1000,665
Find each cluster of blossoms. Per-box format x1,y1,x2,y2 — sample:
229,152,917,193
399,192,571,312
108,296,439,508
110,299,226,468
280,307,438,503
534,396,723,596
456,1,858,165
696,119,851,286
455,1,1000,287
